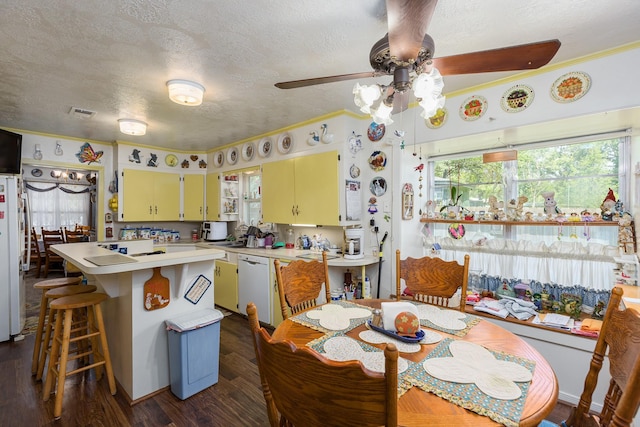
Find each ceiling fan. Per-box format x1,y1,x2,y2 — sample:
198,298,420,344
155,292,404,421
275,0,560,119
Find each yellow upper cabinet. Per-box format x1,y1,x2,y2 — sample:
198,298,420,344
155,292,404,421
183,174,205,221
205,172,220,221
262,151,339,226
121,169,180,221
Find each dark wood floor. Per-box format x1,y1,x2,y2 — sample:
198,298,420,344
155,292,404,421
1,269,572,426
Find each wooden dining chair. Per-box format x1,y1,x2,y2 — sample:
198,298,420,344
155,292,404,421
41,228,65,277
63,227,85,243
247,302,398,427
274,251,331,319
29,227,45,278
539,287,640,427
396,250,470,312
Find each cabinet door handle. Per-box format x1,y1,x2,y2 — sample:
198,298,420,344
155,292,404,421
200,207,203,214
155,206,158,214
206,206,209,214
295,205,300,216
291,205,295,216
149,206,152,214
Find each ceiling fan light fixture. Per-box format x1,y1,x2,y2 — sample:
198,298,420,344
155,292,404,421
166,79,205,106
353,83,381,114
118,118,147,136
414,67,445,118
371,97,394,126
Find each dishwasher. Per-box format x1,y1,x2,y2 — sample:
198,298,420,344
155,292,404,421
238,254,271,324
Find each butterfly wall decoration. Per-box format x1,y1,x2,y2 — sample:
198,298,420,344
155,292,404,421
76,142,103,164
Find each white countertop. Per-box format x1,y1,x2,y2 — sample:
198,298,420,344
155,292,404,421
51,241,226,275
199,242,380,267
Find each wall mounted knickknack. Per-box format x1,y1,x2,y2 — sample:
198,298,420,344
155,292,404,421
54,142,63,156
199,159,207,168
190,155,199,161
459,95,487,121
184,274,212,305
165,154,179,167
144,267,170,311
129,149,142,163
501,84,534,113
227,146,239,165
242,142,256,160
349,164,360,179
320,124,334,143
76,142,103,164
213,151,224,167
402,183,414,220
258,137,272,157
308,131,320,146
550,71,591,103
277,133,293,153
368,150,387,171
425,107,447,129
181,159,190,168
367,122,385,141
370,177,387,197
147,153,159,167
348,131,363,155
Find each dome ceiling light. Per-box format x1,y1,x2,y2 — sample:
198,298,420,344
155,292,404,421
118,118,147,136
166,79,205,106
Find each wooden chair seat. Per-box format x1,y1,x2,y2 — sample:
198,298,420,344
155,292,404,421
396,250,470,312
31,276,83,375
43,292,116,420
275,251,331,319
247,302,398,426
35,284,97,381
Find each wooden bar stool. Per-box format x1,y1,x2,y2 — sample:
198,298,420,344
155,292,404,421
43,292,116,420
35,284,97,381
31,276,83,376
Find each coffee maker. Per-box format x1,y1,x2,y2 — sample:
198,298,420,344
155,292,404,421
344,227,364,259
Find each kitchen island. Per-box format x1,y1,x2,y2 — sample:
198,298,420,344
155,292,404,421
51,240,225,403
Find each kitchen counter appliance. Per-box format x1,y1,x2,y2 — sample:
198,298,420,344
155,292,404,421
202,221,227,241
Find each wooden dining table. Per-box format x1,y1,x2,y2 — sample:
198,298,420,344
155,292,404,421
272,299,559,427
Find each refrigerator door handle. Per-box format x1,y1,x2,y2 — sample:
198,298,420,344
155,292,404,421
23,193,31,271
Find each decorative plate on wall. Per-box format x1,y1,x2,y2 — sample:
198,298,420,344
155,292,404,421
424,107,448,129
370,177,387,197
501,84,534,113
367,122,385,141
368,150,387,171
31,168,43,177
242,142,255,161
227,147,239,165
213,151,224,167
459,95,487,121
277,132,293,154
550,71,591,103
258,137,273,158
165,154,179,167
349,164,360,179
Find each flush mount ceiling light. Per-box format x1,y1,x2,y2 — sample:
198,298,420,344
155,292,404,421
166,79,205,106
118,119,147,136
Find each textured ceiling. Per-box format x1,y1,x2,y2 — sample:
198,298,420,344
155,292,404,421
1,0,639,151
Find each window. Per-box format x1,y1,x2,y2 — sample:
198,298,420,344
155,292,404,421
429,137,625,246
27,182,90,231
431,138,623,215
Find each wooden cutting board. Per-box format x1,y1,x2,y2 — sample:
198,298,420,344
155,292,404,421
144,267,170,310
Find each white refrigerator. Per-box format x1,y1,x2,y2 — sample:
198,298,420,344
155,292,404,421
0,175,26,342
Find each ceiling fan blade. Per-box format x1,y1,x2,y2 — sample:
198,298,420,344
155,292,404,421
432,39,561,75
386,0,438,62
275,72,379,89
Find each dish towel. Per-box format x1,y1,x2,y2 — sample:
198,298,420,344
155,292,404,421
381,301,420,332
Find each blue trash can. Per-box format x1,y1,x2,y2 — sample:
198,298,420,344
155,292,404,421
166,308,224,400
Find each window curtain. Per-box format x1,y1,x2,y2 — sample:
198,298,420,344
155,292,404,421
26,182,90,231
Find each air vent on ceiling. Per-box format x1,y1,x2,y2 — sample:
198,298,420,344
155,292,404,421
69,107,97,119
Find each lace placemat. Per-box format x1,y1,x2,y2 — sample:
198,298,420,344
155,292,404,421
307,333,414,397
289,300,373,333
411,302,481,337
404,338,536,427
